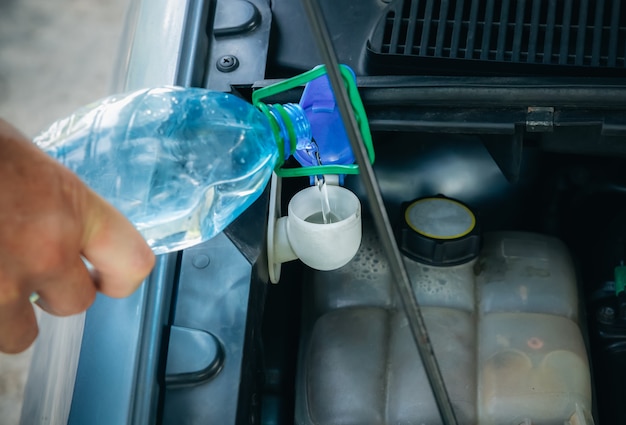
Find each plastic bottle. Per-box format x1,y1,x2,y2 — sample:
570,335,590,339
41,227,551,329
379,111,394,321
34,86,312,254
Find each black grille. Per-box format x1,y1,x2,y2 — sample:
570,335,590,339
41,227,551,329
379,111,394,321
368,0,626,75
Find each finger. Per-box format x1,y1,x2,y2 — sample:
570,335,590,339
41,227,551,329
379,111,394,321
0,295,38,354
81,190,155,298
34,257,96,317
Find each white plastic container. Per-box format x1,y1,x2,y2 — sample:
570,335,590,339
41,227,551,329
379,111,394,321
407,232,592,424
297,230,594,425
270,184,362,271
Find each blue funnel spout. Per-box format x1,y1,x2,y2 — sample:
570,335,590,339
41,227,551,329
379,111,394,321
294,66,356,170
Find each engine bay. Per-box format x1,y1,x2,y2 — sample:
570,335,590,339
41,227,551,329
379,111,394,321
255,1,626,422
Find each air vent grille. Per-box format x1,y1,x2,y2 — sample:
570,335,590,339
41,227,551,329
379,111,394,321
370,0,626,71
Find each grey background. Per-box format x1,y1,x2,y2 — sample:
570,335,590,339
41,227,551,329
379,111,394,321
0,0,129,422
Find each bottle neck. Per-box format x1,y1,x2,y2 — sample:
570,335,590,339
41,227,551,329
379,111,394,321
265,103,311,164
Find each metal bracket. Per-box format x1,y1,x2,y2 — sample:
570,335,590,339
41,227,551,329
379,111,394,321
526,106,554,132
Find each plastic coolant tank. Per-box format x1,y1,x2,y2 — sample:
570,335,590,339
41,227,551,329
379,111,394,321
297,229,594,425
406,231,593,425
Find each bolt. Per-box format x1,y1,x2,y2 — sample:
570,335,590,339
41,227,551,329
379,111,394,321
598,306,615,324
217,55,239,72
192,254,210,269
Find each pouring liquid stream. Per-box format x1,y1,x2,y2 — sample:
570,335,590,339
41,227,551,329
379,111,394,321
305,180,339,224
310,140,334,224
317,177,333,223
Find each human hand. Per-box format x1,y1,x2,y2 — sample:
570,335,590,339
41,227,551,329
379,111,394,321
0,118,155,353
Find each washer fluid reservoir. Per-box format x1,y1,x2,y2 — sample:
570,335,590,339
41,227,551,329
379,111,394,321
399,196,593,425
295,196,594,425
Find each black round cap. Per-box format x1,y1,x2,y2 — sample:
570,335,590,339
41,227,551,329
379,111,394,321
399,196,481,266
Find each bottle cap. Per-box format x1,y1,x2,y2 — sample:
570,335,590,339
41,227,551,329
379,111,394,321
399,196,481,266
